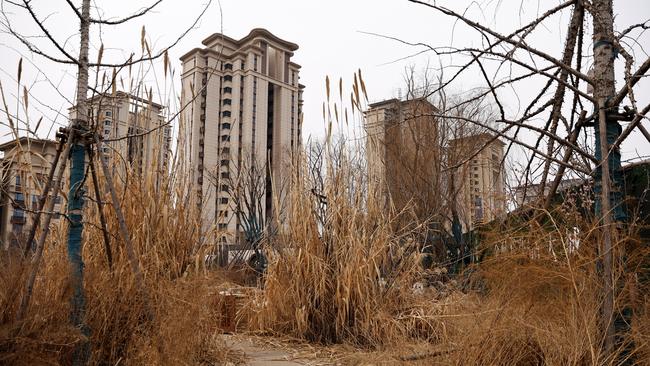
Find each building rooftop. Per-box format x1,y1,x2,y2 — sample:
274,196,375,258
202,28,298,51
367,97,436,110
180,28,299,62
0,137,57,152
449,132,506,146
68,91,165,112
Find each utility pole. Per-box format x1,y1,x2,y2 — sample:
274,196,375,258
68,0,91,364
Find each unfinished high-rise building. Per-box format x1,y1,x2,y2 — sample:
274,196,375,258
180,28,303,245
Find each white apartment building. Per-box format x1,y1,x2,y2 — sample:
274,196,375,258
180,28,303,244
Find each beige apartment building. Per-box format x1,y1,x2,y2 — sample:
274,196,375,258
180,28,303,244
70,91,171,178
449,133,506,230
364,98,506,232
364,98,442,220
0,137,66,250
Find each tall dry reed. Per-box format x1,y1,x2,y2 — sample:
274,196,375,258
0,161,229,365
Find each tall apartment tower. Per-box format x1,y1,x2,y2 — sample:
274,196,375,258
69,91,171,178
0,137,66,250
365,98,506,233
180,29,303,243
364,98,440,216
449,133,506,230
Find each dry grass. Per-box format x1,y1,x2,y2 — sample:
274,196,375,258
240,135,650,364
0,163,234,365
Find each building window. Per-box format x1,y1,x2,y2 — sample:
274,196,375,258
220,197,228,204
222,111,231,118
220,159,229,166
104,120,111,126
222,123,231,129
240,60,245,70
15,192,25,202
221,135,230,142
223,99,232,105
15,175,21,187
254,55,258,71
224,75,232,82
105,111,112,117
221,172,230,179
218,223,228,230
14,207,24,217
218,210,229,218
220,184,229,192
223,87,232,94
224,63,233,70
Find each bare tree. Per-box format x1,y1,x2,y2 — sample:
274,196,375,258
2,1,212,363
390,0,650,357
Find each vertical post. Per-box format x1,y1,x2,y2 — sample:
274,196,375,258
68,0,91,364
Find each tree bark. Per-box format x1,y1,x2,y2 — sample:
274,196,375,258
591,0,616,355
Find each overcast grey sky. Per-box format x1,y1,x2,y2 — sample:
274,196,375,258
0,0,648,166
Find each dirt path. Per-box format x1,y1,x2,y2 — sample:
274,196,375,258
222,334,332,366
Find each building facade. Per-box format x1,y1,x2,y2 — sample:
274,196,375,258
0,137,65,250
70,91,171,178
449,133,506,230
364,98,441,218
365,98,506,232
180,28,303,244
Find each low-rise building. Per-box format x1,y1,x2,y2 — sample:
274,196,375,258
0,137,66,250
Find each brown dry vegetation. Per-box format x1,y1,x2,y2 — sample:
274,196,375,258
242,143,650,364
238,73,650,365
0,164,238,365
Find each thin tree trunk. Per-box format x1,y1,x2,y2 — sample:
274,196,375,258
16,133,71,321
68,1,91,364
592,0,617,355
89,151,113,269
23,135,65,257
94,135,150,312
